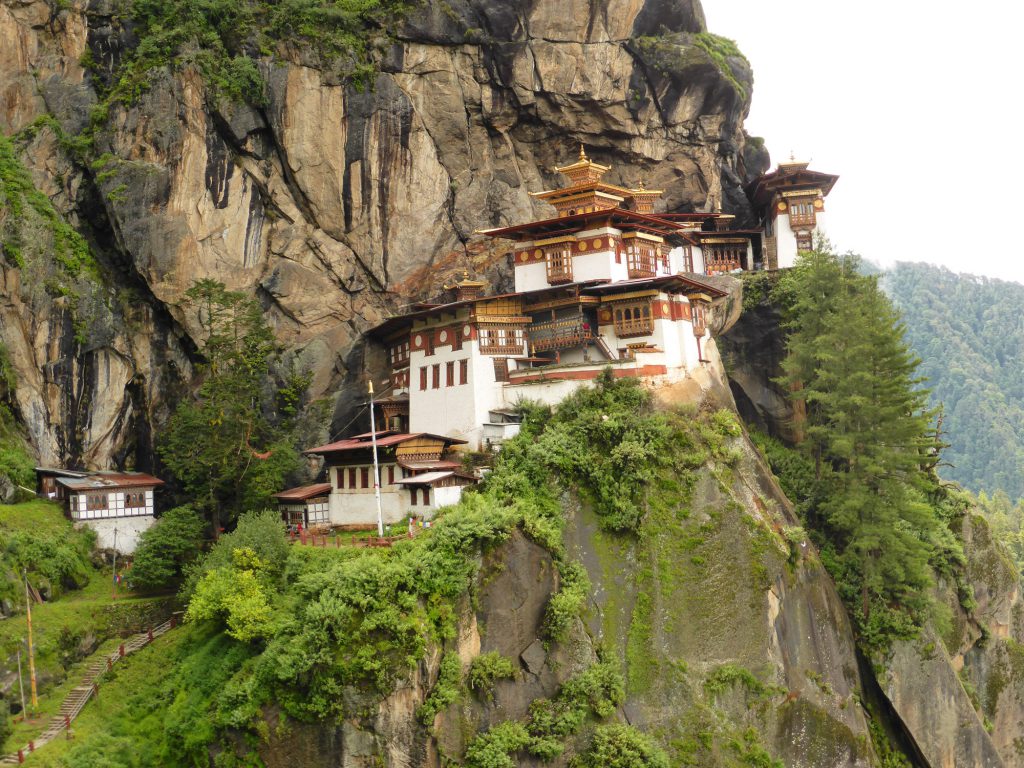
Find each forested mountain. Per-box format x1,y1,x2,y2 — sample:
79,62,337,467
882,262,1024,501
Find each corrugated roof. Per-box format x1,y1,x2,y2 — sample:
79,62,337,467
398,459,462,472
272,483,332,501
56,471,164,491
396,471,456,486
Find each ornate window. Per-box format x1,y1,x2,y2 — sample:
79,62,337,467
788,200,816,227
612,301,654,338
493,358,509,382
704,244,745,274
478,326,526,355
544,244,573,284
691,301,708,336
388,340,410,368
86,493,108,511
796,231,813,252
625,240,657,278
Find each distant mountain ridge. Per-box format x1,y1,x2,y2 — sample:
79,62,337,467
882,261,1024,500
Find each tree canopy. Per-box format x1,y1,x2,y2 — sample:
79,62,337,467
158,280,306,532
776,250,957,652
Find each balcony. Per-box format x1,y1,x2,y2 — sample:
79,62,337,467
614,317,654,337
544,247,573,284
704,246,745,275
626,244,657,279
479,325,527,356
528,317,594,352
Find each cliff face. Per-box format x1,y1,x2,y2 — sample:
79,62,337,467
0,0,767,469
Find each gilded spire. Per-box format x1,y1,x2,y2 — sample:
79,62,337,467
579,143,587,161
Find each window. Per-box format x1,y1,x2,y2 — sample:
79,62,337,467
459,359,468,385
691,302,708,334
424,334,435,356
479,326,526,355
126,491,145,507
704,244,744,274
389,341,410,368
349,467,357,488
87,493,107,511
419,366,427,391
612,301,653,338
388,466,395,485
796,231,813,251
336,469,344,489
446,361,455,387
451,329,463,351
361,467,370,488
493,358,509,382
422,488,430,506
625,240,657,278
544,244,573,284
788,200,816,227
410,489,418,506
680,245,694,272
432,364,440,389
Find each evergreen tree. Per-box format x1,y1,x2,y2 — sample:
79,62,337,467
159,280,305,533
777,250,946,650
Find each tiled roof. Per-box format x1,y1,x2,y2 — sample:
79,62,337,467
56,471,164,491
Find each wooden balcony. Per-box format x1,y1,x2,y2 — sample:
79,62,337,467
626,244,657,279
528,317,594,352
613,317,654,338
705,246,745,275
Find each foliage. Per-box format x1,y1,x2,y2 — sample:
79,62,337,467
158,280,304,530
692,32,748,97
775,249,954,655
130,505,206,591
466,660,626,764
543,560,590,641
463,721,531,768
467,652,515,701
417,651,462,724
703,664,779,701
882,262,1024,501
571,724,670,768
972,489,1024,577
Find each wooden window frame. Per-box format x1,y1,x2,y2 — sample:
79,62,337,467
612,301,654,338
361,467,370,489
419,366,428,391
432,364,440,389
544,245,573,284
446,361,455,387
459,359,468,385
349,467,357,488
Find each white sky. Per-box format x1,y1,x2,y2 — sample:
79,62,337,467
702,1,1024,284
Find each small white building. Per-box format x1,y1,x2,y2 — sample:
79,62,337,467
291,432,475,528
746,159,839,269
42,470,165,554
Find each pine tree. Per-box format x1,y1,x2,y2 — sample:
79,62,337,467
777,250,944,651
159,280,305,534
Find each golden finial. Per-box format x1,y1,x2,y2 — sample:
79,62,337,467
789,150,796,162
462,269,470,281
637,178,646,190
579,143,587,161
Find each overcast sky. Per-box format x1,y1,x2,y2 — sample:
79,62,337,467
702,1,1024,285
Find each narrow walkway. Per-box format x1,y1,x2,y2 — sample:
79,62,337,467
0,615,179,765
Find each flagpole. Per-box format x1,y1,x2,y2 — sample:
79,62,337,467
16,646,25,719
111,526,118,599
24,570,37,712
368,381,384,537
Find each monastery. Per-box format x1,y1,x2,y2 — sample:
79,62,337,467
277,151,838,530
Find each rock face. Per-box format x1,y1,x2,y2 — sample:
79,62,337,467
0,0,767,470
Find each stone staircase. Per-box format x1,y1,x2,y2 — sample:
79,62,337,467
0,615,179,764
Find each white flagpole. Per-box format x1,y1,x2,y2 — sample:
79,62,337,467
368,381,384,537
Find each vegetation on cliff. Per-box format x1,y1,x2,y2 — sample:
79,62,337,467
882,262,1024,502
158,280,309,532
760,250,967,655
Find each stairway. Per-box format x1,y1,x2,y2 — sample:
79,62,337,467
0,616,178,764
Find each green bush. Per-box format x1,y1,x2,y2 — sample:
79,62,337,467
467,652,515,700
417,652,462,724
131,505,205,591
573,724,670,768
464,721,530,768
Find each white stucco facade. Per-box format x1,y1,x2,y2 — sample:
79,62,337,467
76,515,155,554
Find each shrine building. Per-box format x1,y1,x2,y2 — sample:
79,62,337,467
277,148,838,527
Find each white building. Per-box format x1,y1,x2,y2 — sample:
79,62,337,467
745,159,839,269
39,469,165,554
298,432,475,527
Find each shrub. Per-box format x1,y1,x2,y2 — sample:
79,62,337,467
573,724,670,768
417,652,462,724
463,721,530,768
131,505,205,591
468,652,516,701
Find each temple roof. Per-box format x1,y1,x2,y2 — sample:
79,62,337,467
746,163,839,208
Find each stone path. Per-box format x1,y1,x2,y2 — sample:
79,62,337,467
0,615,178,764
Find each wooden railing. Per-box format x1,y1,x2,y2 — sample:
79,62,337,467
704,246,745,274
528,317,594,352
614,316,654,338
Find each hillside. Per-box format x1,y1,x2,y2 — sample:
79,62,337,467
881,262,1024,500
